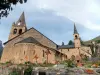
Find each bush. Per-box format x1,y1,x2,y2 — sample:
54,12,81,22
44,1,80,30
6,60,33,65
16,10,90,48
9,68,21,75
66,60,76,67
5,61,12,64
85,64,92,68
60,59,76,68
24,66,32,75
24,61,32,65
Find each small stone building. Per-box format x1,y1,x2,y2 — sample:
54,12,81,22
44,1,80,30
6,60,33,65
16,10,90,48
58,24,92,62
0,12,92,64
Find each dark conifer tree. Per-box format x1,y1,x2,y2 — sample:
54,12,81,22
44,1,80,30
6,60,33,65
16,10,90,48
68,40,74,45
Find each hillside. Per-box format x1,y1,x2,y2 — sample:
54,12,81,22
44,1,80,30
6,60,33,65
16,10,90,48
84,35,100,45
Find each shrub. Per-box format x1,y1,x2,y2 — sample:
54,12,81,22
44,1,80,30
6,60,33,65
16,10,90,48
24,66,32,75
5,61,12,64
67,60,75,67
24,61,32,65
85,64,92,68
9,68,21,75
61,59,76,68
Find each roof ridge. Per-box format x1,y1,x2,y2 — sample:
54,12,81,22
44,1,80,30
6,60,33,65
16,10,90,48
30,27,57,45
4,27,57,47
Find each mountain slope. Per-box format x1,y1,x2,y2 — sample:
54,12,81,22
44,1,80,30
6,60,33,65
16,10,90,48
84,35,100,45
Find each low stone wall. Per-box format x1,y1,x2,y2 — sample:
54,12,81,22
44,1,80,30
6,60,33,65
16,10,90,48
0,65,100,75
0,67,11,75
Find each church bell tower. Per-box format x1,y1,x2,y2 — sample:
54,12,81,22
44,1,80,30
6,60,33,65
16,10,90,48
8,12,27,40
73,23,81,48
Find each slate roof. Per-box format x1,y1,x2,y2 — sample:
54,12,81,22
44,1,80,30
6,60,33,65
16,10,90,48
58,45,75,49
15,37,66,56
16,37,41,45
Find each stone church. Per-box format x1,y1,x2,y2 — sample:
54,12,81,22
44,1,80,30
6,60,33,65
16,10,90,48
1,12,92,64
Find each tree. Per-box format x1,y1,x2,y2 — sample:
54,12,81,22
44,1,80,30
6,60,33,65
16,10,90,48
80,38,84,45
87,42,100,63
89,42,98,57
68,40,74,45
96,40,100,43
0,0,27,19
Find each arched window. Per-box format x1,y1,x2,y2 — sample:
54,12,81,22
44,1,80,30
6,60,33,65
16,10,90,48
75,35,78,39
19,29,22,34
13,29,17,34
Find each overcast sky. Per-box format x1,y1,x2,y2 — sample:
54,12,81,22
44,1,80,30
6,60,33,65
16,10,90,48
0,0,100,45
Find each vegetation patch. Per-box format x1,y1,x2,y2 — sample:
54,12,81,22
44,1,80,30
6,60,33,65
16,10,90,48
24,66,32,75
9,68,21,75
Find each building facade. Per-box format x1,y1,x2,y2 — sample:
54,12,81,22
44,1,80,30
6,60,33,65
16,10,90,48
58,24,92,62
0,12,92,64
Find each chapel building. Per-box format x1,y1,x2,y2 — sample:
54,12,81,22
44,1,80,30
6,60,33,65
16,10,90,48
0,12,92,64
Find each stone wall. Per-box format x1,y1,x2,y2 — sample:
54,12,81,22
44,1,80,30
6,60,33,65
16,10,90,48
80,46,92,57
58,46,92,61
1,42,56,64
59,48,80,59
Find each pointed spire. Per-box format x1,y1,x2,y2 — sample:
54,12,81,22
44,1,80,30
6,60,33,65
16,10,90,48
16,12,26,25
74,23,78,34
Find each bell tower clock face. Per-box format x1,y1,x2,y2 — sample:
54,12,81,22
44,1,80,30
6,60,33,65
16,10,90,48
18,20,22,25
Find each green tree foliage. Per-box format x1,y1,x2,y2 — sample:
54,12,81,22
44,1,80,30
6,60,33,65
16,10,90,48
9,68,21,75
0,0,27,19
65,59,75,68
24,66,32,75
68,40,74,45
89,42,98,57
80,38,84,45
96,40,100,43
